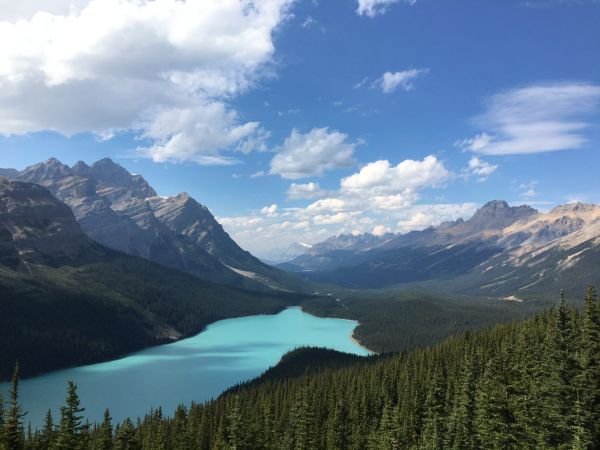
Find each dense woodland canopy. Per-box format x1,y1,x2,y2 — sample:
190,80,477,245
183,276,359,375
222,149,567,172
1,286,599,449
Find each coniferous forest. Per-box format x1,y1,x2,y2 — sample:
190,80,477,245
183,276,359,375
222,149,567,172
1,286,599,450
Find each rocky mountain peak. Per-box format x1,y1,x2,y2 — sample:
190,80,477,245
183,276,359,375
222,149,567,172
550,202,599,215
19,158,73,183
72,160,91,176
90,158,156,200
0,178,91,266
470,200,537,228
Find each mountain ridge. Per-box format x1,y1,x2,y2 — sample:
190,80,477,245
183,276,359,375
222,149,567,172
1,158,304,292
279,200,600,295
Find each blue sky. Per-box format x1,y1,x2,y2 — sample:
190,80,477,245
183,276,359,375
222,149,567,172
0,0,599,256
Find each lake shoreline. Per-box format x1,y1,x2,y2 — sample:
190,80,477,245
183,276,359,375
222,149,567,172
4,305,370,428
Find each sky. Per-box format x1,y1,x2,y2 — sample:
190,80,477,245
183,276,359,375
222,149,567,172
0,0,599,258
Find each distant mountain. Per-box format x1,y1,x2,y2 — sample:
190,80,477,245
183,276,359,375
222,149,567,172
258,242,314,264
2,158,303,292
278,232,395,271
282,200,600,297
0,177,303,379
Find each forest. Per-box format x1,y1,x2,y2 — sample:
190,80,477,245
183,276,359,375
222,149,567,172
1,286,599,449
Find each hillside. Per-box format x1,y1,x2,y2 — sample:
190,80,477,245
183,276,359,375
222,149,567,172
282,201,600,297
2,158,304,292
0,178,305,380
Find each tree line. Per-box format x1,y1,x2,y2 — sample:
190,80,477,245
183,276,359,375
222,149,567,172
1,286,599,449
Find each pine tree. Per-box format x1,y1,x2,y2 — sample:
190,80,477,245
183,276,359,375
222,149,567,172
579,285,600,447
326,398,348,450
447,352,476,450
571,395,591,450
421,366,446,449
41,410,55,450
98,409,113,450
226,396,246,450
4,363,25,450
113,419,138,450
52,381,85,450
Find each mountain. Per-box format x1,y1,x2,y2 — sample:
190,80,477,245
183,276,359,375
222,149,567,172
282,200,600,296
2,158,303,292
278,232,396,272
0,178,304,380
257,242,314,264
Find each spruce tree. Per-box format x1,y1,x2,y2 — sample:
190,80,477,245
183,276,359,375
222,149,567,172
4,363,25,450
98,409,113,450
579,285,600,446
226,396,246,450
41,410,55,450
113,419,138,450
326,399,348,450
53,381,85,450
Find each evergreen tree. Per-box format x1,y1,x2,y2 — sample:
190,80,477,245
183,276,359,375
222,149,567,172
326,399,348,450
4,363,25,450
113,419,138,450
41,410,55,450
421,366,446,449
98,409,113,450
447,352,476,450
579,285,600,446
53,381,85,450
226,396,246,450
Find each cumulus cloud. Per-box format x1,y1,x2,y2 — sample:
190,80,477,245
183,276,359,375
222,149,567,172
372,224,391,236
0,0,89,21
396,203,478,233
270,127,357,179
356,0,416,17
261,204,279,215
457,82,600,155
340,156,450,195
464,156,498,181
0,0,292,163
377,69,429,93
287,182,324,200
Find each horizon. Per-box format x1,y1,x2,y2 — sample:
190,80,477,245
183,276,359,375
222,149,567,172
1,0,599,254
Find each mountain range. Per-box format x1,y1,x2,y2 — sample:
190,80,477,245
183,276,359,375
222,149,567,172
1,158,302,292
279,200,600,297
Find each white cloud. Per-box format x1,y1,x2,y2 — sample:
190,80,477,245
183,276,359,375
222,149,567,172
140,103,267,165
465,156,497,181
287,182,324,200
270,127,357,179
458,82,600,155
396,203,478,233
0,0,292,164
261,204,278,215
313,212,354,225
372,224,391,236
340,156,449,195
301,16,317,28
356,0,416,17
0,0,89,21
223,155,454,254
250,170,266,178
377,69,429,93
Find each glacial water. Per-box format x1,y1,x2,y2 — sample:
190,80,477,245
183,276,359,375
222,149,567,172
2,307,370,428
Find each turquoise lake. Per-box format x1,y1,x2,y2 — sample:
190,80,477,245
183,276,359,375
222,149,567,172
2,307,370,427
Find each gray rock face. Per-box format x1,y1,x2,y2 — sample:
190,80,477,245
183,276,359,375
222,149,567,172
0,177,93,267
1,158,292,290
